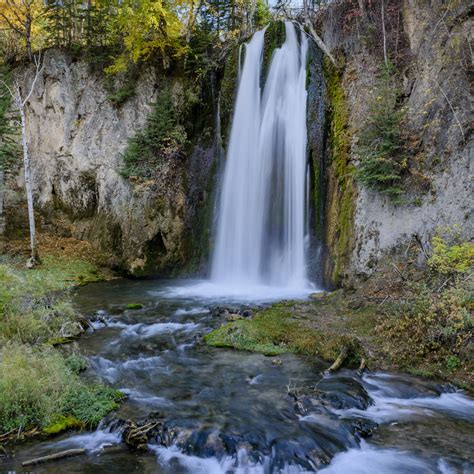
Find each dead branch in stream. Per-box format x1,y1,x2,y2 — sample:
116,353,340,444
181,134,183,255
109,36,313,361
22,449,86,467
326,347,348,373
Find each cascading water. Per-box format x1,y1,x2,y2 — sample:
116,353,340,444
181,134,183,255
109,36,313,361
211,22,310,291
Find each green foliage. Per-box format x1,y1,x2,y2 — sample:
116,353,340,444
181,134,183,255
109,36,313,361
121,84,196,179
62,384,124,427
446,355,460,371
0,342,122,434
428,229,474,276
355,64,407,200
65,353,89,374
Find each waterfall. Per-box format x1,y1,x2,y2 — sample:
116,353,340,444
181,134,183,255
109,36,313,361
211,22,310,290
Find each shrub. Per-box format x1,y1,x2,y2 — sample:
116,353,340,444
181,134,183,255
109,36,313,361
377,284,472,367
355,63,407,200
428,230,474,276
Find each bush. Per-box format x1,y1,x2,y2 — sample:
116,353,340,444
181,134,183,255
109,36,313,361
355,63,407,200
428,230,474,276
0,342,122,434
377,285,472,366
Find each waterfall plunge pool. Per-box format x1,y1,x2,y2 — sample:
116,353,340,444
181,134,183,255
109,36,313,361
2,278,473,473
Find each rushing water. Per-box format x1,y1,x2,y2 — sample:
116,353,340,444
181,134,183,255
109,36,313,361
2,279,473,473
212,22,310,291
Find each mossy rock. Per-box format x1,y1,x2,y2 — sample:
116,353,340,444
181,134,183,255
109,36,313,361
127,303,143,310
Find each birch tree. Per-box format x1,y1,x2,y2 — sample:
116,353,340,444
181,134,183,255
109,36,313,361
1,55,43,266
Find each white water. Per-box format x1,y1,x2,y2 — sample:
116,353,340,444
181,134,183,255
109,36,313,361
211,22,311,293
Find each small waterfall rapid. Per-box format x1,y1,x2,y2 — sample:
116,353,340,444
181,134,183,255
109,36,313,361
211,22,310,290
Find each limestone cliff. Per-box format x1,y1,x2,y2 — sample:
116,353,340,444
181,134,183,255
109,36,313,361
4,51,218,275
312,0,472,285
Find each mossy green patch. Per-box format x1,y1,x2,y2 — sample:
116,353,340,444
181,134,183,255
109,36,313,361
323,58,355,284
43,415,84,435
127,303,143,310
205,300,364,363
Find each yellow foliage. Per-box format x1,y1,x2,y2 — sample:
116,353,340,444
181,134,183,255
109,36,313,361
428,231,474,276
106,0,192,74
0,0,49,55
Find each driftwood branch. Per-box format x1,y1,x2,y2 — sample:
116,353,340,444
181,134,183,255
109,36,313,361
296,19,336,67
326,347,348,373
22,449,86,467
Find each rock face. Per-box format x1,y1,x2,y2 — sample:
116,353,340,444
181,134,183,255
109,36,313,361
313,0,473,284
6,50,217,275
5,2,472,281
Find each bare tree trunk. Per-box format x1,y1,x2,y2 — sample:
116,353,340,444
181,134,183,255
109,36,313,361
358,0,367,20
1,56,44,266
381,0,388,68
16,87,39,265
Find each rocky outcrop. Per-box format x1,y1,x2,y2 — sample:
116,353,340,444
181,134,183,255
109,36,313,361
5,50,217,275
313,0,473,284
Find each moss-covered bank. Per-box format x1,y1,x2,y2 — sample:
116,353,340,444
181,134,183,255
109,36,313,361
0,235,123,443
206,234,473,390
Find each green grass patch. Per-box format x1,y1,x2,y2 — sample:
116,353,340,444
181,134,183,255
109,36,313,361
0,343,123,434
205,301,359,362
0,254,122,437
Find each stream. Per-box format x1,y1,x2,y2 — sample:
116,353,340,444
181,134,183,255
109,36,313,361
2,279,474,473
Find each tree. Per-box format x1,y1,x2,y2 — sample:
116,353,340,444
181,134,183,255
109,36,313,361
1,55,43,265
0,0,48,59
107,0,192,73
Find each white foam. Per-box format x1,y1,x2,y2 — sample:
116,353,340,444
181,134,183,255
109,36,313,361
159,279,315,303
51,429,121,453
122,322,199,338
335,373,474,423
149,445,308,474
174,307,210,316
319,441,431,473
120,388,174,408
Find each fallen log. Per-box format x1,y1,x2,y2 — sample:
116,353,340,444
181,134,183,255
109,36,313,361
22,448,86,467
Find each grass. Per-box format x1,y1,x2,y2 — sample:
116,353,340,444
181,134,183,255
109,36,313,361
0,254,108,345
205,300,364,363
0,235,122,439
0,342,123,434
